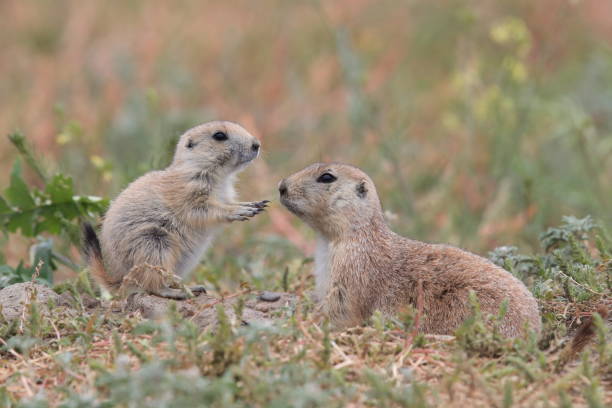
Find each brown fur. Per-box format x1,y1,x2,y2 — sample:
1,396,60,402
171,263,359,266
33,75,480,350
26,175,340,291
555,304,608,371
279,163,541,337
569,304,608,354
83,121,268,299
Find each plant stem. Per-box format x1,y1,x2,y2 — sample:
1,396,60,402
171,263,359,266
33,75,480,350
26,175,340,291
8,131,48,183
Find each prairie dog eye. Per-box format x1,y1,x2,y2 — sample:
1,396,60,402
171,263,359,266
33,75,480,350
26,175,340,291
212,131,228,141
316,172,337,183
186,139,195,149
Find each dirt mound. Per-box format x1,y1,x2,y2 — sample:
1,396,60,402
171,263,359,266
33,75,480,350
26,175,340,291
0,283,297,329
125,290,297,327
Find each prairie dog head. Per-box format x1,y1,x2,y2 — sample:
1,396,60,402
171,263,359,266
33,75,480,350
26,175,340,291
279,163,384,238
173,121,261,175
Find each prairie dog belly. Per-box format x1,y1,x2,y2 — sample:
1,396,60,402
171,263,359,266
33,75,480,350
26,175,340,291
314,235,331,301
174,181,235,279
175,226,222,279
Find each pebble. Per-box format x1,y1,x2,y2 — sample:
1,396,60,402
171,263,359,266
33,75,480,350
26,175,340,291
259,291,281,302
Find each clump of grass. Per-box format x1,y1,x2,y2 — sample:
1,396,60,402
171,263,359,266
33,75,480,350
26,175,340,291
489,215,610,349
454,293,514,358
489,215,609,300
203,305,244,377
1,216,609,407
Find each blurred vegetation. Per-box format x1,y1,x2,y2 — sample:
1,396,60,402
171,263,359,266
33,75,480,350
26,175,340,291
1,1,611,279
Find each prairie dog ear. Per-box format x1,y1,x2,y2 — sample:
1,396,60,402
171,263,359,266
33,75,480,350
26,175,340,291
356,180,367,198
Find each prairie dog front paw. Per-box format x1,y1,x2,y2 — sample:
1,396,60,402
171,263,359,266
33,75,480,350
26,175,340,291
226,201,268,222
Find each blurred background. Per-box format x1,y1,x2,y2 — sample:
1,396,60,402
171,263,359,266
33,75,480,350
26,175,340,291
1,0,611,289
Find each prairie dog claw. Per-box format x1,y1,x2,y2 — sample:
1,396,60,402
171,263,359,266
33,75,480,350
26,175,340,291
227,202,267,222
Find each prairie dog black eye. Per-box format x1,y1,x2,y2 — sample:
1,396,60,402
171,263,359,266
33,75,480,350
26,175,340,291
316,172,337,183
212,131,228,141
186,139,195,149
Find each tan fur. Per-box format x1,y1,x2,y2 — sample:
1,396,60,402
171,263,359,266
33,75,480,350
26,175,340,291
279,163,541,337
86,121,267,299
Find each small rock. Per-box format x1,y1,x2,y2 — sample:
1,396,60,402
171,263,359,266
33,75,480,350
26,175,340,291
0,283,62,321
259,291,281,302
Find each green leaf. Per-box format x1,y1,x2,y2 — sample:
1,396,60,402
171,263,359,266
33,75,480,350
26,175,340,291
0,196,10,227
30,238,55,282
0,264,14,275
0,261,43,289
58,201,80,220
0,196,10,213
4,160,35,210
0,264,18,289
35,207,64,235
6,210,35,236
74,196,109,217
45,174,74,203
0,159,107,240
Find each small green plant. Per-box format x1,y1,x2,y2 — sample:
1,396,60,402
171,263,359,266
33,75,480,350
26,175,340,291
0,158,107,239
489,215,610,303
0,132,108,288
454,292,513,358
204,305,244,376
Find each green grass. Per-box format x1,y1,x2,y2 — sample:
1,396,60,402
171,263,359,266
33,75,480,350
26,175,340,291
1,216,610,407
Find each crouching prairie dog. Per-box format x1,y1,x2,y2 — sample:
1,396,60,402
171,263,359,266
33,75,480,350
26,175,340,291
279,163,541,337
83,121,268,299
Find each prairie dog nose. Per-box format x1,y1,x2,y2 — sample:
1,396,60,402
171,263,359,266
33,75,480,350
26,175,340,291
278,179,288,196
251,141,260,152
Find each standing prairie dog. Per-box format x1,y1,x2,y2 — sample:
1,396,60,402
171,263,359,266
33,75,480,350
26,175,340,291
279,163,541,337
83,121,268,299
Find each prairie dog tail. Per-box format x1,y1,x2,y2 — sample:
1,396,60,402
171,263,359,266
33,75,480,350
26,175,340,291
82,222,115,290
569,304,608,355
555,304,609,371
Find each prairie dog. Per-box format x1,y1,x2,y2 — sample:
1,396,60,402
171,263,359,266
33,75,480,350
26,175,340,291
279,163,541,337
83,121,268,299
